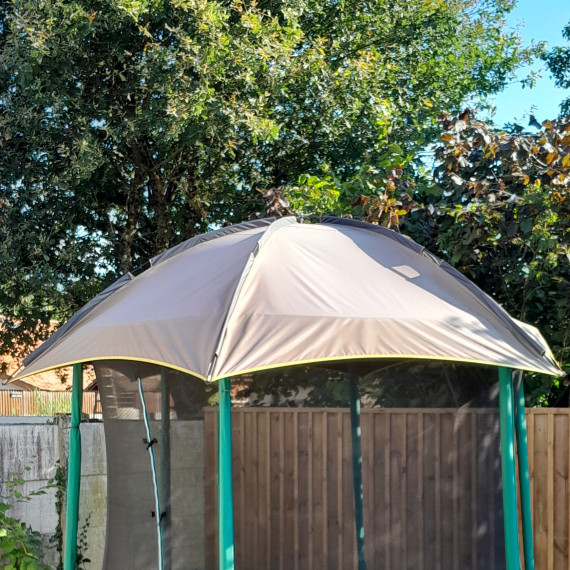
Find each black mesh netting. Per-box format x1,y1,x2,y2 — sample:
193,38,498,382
95,360,505,570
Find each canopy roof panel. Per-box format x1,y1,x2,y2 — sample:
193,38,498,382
14,217,562,382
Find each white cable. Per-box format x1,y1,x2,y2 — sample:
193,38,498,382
138,377,164,570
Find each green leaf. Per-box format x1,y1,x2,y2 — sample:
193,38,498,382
0,538,16,553
520,218,533,234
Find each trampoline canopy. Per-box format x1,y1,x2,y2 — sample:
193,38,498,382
9,216,563,570
15,216,561,383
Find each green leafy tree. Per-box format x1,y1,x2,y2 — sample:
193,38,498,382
1,0,532,353
428,111,569,404
271,110,569,405
261,143,418,227
543,20,570,115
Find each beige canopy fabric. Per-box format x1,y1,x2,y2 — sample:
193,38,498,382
14,216,563,382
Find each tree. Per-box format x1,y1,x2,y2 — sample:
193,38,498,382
427,111,569,404
272,110,569,405
543,20,570,115
1,0,532,352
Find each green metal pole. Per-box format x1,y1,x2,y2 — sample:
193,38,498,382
498,367,521,570
348,373,367,570
514,372,535,570
218,378,235,570
160,369,172,570
64,363,83,570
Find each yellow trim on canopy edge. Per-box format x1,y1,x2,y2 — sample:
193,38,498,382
8,351,563,386
212,353,564,380
8,356,207,384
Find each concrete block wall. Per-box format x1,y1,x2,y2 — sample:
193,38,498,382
0,417,107,567
0,416,205,569
71,421,108,568
0,418,61,566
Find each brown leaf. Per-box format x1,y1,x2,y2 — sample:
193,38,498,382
458,109,471,122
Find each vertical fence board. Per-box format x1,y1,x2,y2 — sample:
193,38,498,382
360,412,374,570
470,413,478,569
232,409,245,569
311,411,325,569
534,412,549,569
547,413,555,570
244,411,258,568
336,412,344,569
326,412,340,570
269,411,282,570
417,412,425,570
369,413,382,569
256,411,269,569
388,412,404,568
553,414,569,569
283,411,296,570
440,413,455,570
456,412,473,570
341,411,356,569
406,413,420,570
296,411,310,570
422,413,437,570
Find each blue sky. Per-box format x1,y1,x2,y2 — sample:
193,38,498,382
489,0,570,127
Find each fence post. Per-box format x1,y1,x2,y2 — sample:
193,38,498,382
161,369,172,570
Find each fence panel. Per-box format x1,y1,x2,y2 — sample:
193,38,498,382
0,390,101,417
205,407,570,570
528,408,570,570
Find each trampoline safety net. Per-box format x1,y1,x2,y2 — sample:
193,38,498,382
95,360,506,570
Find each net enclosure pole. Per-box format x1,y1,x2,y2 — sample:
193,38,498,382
514,372,535,570
160,369,172,570
498,367,521,570
64,363,83,570
349,372,367,570
218,378,235,570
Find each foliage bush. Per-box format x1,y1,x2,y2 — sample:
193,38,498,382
0,469,51,570
429,111,569,404
0,466,91,570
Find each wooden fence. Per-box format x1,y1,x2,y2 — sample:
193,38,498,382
205,407,570,570
0,390,101,417
528,409,570,570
